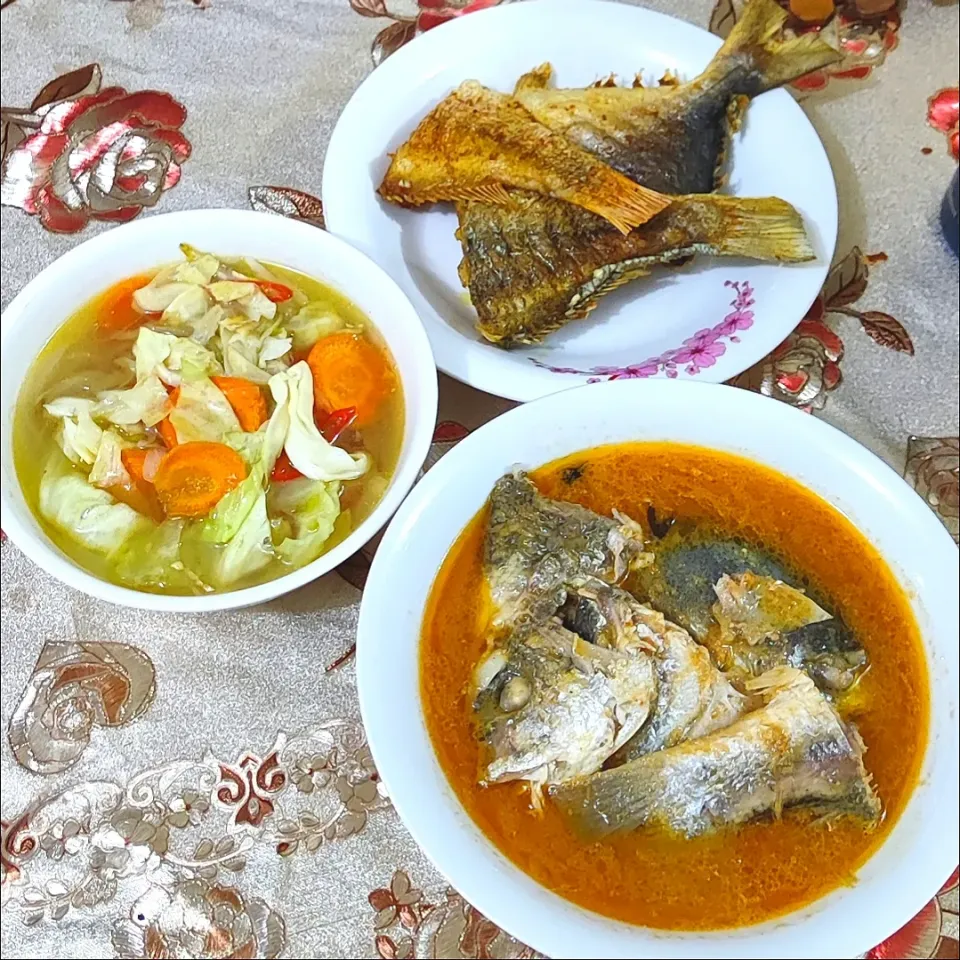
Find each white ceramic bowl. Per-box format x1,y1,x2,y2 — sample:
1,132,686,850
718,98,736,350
0,208,438,612
357,379,959,960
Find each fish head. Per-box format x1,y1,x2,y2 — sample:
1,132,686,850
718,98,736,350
474,621,657,788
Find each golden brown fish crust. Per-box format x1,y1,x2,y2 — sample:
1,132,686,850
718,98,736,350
513,0,842,194
457,192,813,346
378,81,672,234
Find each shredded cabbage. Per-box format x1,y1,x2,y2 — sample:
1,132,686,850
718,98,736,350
94,375,170,427
88,430,130,489
286,302,349,351
39,457,147,554
166,338,223,383
167,378,240,444
113,520,195,591
162,285,211,331
133,327,176,383
43,397,103,465
269,477,342,566
269,363,369,481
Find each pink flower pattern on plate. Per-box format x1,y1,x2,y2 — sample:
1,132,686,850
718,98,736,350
532,281,754,381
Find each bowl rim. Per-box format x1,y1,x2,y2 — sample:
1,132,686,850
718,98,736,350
0,207,439,613
356,377,959,959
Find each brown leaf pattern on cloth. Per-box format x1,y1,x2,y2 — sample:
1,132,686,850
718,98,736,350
1,721,386,927
370,871,543,959
904,437,959,542
248,185,325,228
8,641,156,776
707,0,901,93
0,64,190,232
335,421,472,596
731,247,908,410
349,0,508,65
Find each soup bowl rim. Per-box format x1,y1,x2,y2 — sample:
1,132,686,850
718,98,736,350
0,207,438,612
356,377,959,960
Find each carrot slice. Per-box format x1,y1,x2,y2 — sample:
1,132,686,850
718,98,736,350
271,451,303,483
255,280,294,303
96,273,157,334
152,441,247,518
156,386,180,448
109,448,166,522
306,333,395,427
211,376,268,432
121,448,152,486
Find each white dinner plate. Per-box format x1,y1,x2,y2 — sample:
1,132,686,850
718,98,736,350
322,0,838,402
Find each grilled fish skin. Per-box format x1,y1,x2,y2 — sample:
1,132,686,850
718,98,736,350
485,471,650,629
553,667,881,839
473,619,658,794
513,0,842,194
457,192,813,346
635,530,868,693
378,81,671,234
563,584,745,763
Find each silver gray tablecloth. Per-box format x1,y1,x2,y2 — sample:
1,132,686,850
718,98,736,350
1,1,958,957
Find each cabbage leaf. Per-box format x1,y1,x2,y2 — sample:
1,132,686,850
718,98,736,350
168,377,240,443
39,457,147,554
268,477,341,567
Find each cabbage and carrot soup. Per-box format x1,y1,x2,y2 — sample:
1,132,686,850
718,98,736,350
13,246,403,595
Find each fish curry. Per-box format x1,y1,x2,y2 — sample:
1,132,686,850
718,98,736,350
420,443,928,930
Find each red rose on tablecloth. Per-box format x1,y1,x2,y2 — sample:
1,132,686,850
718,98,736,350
927,87,960,161
351,0,507,64
1,64,190,233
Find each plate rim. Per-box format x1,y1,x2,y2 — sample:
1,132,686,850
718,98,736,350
322,0,839,402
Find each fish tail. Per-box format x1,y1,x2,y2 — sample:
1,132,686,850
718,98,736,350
711,0,842,92
709,195,815,263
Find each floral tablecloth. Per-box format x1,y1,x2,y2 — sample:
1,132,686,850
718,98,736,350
1,0,958,957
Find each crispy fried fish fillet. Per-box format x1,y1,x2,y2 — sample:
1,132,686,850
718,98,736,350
513,0,842,193
378,81,672,234
458,192,813,345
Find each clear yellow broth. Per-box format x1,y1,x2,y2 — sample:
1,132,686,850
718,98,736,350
13,262,404,595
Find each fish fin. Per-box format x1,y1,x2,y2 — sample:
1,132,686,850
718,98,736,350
381,81,671,232
743,665,809,696
713,0,842,92
710,196,815,263
515,63,553,94
589,179,673,235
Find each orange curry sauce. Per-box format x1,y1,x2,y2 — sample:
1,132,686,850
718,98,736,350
420,443,929,930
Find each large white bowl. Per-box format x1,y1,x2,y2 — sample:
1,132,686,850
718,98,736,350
357,379,959,960
0,208,438,612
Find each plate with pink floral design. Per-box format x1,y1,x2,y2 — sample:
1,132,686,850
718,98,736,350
322,0,838,402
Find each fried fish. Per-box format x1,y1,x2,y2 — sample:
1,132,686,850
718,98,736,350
513,0,842,194
562,584,745,762
472,619,658,799
635,528,869,693
378,81,672,234
484,471,650,629
553,667,881,839
458,192,813,345
453,0,836,345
